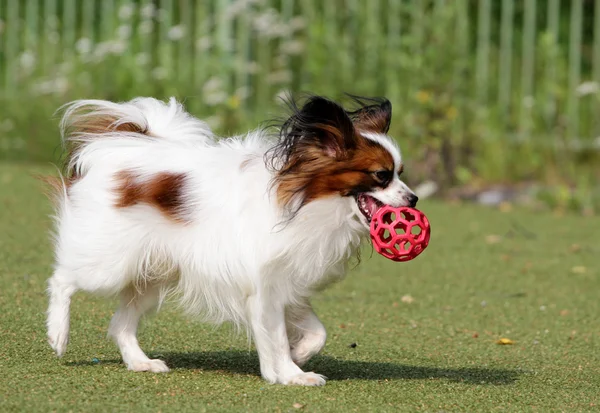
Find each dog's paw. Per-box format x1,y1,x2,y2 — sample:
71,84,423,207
128,359,170,373
48,333,68,357
283,372,326,386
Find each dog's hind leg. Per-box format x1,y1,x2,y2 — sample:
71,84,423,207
108,285,169,373
287,302,327,367
47,269,78,357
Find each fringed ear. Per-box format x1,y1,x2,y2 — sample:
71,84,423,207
346,95,392,134
279,95,357,161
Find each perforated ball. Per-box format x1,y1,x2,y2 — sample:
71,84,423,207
369,206,431,262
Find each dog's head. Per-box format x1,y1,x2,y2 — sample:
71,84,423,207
269,95,417,229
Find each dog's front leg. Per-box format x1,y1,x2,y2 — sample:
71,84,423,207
246,294,326,386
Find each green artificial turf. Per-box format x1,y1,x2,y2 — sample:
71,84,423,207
0,163,598,412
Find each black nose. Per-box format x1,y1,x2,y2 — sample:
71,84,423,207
408,194,419,208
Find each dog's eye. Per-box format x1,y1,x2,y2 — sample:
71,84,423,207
372,170,392,185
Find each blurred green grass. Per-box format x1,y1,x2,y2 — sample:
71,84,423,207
0,163,598,412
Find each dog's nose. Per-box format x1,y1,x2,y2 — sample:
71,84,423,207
408,194,419,208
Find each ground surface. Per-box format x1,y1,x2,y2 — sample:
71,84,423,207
0,163,598,412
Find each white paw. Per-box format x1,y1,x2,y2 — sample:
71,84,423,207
283,372,326,386
128,359,170,373
48,333,68,357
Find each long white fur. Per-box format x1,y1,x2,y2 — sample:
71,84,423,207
46,97,411,386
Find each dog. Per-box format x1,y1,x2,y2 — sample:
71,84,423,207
45,94,418,386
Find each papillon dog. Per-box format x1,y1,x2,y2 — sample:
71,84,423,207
45,94,418,386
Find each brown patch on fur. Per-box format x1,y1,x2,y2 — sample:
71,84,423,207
276,133,395,208
115,170,190,223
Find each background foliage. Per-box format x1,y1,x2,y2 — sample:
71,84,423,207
0,0,599,212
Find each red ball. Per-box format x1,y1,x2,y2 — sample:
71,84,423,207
369,206,431,262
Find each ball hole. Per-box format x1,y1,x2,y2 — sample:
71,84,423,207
411,225,422,235
401,211,415,222
379,228,392,242
393,224,407,235
383,211,396,224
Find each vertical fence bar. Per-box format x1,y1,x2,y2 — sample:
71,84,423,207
0,0,4,92
567,0,583,142
100,0,115,41
385,0,402,103
137,0,154,86
299,0,316,89
234,0,250,106
545,0,560,130
255,0,272,114
323,0,337,91
193,2,208,93
453,0,469,139
179,0,193,89
5,0,18,94
215,0,232,96
498,0,514,124
519,0,536,135
364,0,379,93
158,0,173,79
81,0,95,44
24,0,39,54
63,0,76,58
476,0,491,104
592,0,600,137
410,0,424,94
42,0,58,73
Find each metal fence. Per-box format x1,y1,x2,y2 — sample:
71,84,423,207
1,0,599,148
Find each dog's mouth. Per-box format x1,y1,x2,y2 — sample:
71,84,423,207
355,194,384,223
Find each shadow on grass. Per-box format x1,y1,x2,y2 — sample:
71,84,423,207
68,350,519,385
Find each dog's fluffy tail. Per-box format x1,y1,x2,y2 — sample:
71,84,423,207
58,97,214,181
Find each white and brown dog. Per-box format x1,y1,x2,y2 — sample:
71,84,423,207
45,95,417,386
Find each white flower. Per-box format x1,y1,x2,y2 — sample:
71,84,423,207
235,86,250,100
522,95,534,109
1,119,15,132
117,25,132,39
118,4,134,20
32,77,69,95
576,81,600,96
167,25,185,41
75,38,92,54
110,40,127,55
202,77,227,106
139,20,153,35
20,51,36,71
267,70,292,84
141,4,156,19
280,40,304,55
196,36,212,51
48,32,60,45
289,16,305,31
136,53,150,66
244,61,260,74
204,115,222,129
152,67,168,80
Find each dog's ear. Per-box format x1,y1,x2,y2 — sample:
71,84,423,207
346,95,392,134
283,96,357,159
